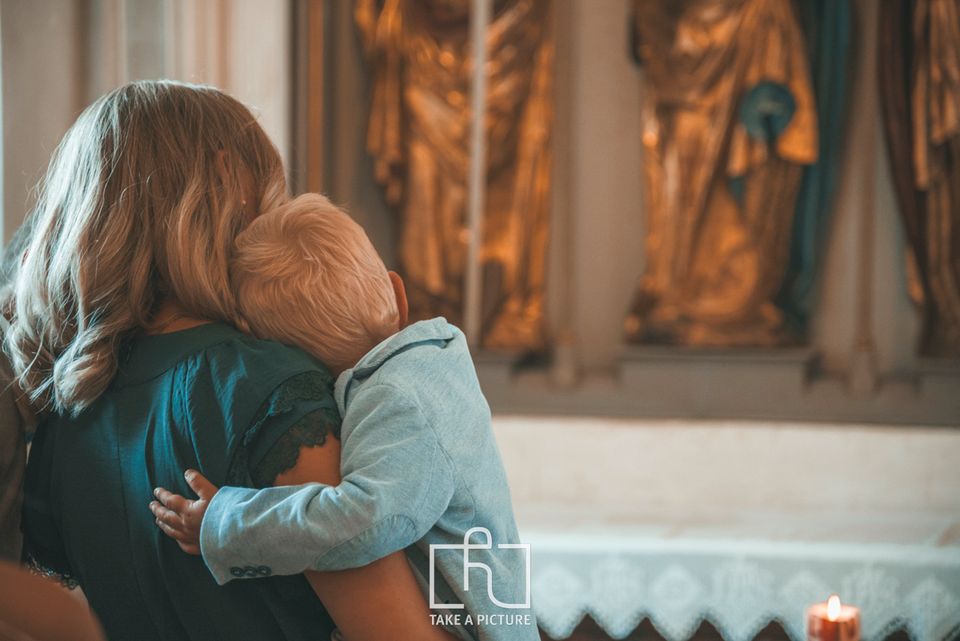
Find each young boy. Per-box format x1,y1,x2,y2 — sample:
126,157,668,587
151,194,537,641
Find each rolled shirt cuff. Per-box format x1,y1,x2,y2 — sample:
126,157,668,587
199,485,260,585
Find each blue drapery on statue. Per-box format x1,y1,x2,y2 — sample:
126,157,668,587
776,0,851,334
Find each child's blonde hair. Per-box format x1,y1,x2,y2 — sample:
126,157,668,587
231,194,399,372
5,80,286,414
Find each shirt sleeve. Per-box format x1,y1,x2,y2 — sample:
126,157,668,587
0,358,26,562
200,382,457,585
20,422,77,589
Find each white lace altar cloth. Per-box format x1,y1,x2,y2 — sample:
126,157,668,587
521,507,960,641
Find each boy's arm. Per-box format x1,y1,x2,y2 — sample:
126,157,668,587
178,383,456,584
157,408,456,641
274,444,457,641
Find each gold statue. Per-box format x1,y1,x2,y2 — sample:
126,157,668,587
879,0,960,357
355,0,553,352
626,0,818,347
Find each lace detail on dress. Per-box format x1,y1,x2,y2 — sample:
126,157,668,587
25,553,79,590
250,407,340,488
226,370,341,488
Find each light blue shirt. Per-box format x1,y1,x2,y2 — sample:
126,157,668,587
200,318,538,641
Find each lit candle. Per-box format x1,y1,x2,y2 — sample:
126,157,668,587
807,594,861,641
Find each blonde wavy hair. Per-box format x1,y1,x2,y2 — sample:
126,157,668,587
4,80,286,415
231,194,399,374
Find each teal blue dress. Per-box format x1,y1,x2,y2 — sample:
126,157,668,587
23,323,341,641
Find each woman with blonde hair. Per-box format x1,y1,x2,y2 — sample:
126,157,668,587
8,80,453,641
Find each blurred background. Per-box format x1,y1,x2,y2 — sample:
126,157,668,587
1,1,958,640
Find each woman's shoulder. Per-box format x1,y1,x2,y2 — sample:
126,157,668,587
173,326,340,487
120,322,331,390
168,325,335,452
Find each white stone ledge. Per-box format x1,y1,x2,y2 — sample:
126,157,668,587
491,416,960,641
492,416,960,514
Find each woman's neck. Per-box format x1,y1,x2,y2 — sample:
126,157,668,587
144,299,211,335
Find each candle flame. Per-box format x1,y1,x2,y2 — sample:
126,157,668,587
827,594,842,621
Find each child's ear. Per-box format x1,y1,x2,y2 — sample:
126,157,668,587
388,271,409,329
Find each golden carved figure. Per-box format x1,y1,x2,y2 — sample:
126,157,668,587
355,0,552,352
625,0,818,347
880,0,960,357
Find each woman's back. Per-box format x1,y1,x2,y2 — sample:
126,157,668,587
24,323,338,641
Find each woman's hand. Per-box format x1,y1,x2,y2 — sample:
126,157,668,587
149,470,218,555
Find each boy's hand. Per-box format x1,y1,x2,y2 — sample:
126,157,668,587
149,469,218,555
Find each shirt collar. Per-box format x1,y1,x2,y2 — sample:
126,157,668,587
334,317,457,406
114,322,241,387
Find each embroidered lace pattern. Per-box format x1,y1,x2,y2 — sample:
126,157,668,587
530,534,960,641
24,553,79,590
227,370,341,488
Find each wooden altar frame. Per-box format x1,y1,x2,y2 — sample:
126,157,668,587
290,0,325,195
